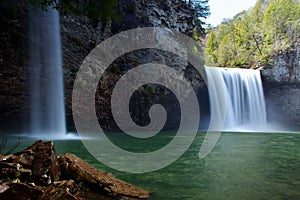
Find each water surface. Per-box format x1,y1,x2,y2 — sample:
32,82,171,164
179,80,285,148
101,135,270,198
4,132,300,199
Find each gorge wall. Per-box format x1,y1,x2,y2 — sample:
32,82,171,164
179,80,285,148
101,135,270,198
0,0,209,132
0,0,299,132
262,44,300,128
0,1,29,132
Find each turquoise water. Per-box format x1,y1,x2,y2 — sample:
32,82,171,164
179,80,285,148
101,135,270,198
4,132,300,199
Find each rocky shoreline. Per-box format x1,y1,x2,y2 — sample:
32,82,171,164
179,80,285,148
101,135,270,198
0,140,150,200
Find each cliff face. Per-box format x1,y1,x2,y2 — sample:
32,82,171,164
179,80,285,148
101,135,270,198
2,0,298,132
262,45,300,127
114,0,195,35
0,1,29,131
0,0,209,132
262,45,300,83
61,0,208,131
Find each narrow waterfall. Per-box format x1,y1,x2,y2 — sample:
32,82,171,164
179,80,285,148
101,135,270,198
205,67,267,131
29,7,66,137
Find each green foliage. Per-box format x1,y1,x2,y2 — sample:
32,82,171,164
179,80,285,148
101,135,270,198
205,30,218,65
263,0,300,50
185,0,211,36
205,0,300,68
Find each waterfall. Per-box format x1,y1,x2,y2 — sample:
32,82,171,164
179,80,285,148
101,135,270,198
205,67,267,131
28,7,66,137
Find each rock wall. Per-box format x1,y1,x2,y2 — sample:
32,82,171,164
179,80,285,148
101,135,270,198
114,0,195,35
0,0,208,132
0,0,29,132
1,0,298,132
262,44,300,83
61,0,208,131
262,44,300,128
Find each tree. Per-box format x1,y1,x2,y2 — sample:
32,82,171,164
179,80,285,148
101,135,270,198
263,0,300,49
205,30,218,65
183,0,210,36
204,0,300,68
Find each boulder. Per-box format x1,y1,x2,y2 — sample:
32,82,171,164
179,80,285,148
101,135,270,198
58,153,150,199
0,141,150,199
25,140,61,185
38,185,81,200
0,183,43,200
0,182,82,200
53,180,80,194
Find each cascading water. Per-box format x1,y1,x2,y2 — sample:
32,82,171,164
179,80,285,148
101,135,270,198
28,6,66,137
205,67,267,131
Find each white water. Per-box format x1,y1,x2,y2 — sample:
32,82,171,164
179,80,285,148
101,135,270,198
205,67,267,131
28,7,66,137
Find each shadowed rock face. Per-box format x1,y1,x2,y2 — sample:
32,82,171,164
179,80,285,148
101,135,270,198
1,0,297,130
262,82,300,127
262,45,300,83
262,45,300,126
0,0,201,133
0,140,150,200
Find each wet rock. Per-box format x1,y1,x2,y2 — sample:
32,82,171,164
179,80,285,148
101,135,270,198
58,153,150,199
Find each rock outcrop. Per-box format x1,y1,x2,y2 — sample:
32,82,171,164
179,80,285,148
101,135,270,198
261,44,300,126
62,0,206,131
58,153,150,199
114,0,196,36
0,0,29,132
0,0,205,132
0,140,150,200
262,44,300,83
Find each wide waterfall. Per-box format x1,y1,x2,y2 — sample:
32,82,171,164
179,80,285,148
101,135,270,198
205,67,267,131
28,7,66,137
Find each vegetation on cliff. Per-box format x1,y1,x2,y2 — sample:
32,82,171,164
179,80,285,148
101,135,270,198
205,0,300,68
29,0,210,35
29,0,119,21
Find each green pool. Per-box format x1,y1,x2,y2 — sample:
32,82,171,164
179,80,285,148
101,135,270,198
3,131,300,200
